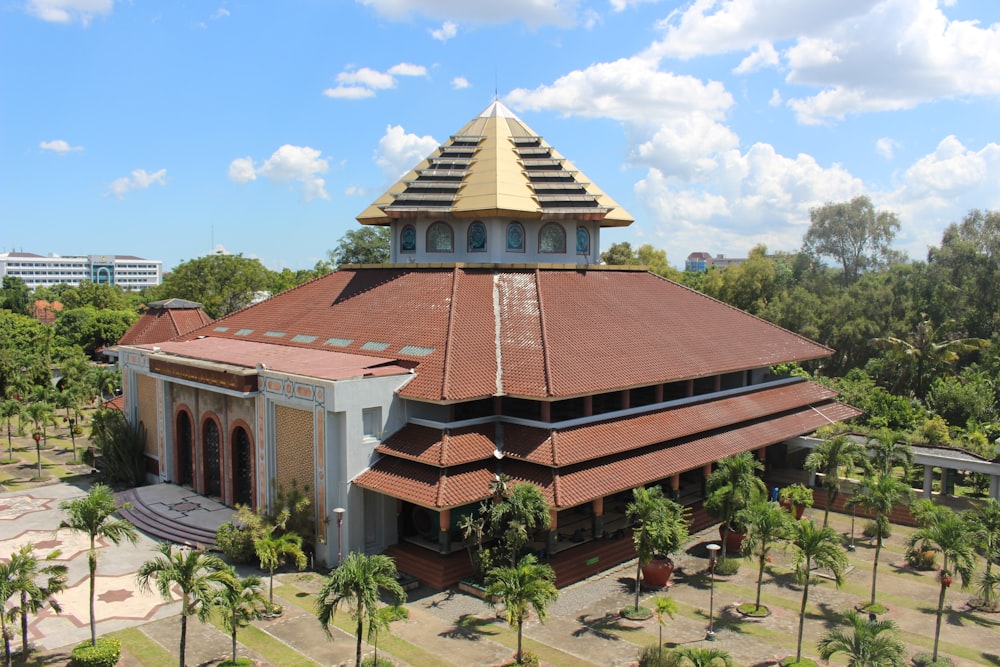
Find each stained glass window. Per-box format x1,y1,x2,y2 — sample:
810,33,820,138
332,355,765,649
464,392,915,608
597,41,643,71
427,222,454,252
400,225,416,253
506,222,525,252
576,226,591,255
539,223,566,253
468,221,487,252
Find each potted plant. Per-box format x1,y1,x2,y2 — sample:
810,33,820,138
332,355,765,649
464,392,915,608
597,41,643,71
705,453,767,558
626,486,690,610
779,484,814,519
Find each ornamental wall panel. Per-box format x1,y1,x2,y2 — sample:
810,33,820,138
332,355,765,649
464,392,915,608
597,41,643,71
135,374,158,456
275,405,315,494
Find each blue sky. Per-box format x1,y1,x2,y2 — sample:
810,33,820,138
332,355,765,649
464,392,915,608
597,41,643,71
2,0,999,273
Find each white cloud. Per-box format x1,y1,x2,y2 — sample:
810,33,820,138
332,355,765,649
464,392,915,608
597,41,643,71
610,0,662,11
40,139,82,153
374,124,439,178
228,146,330,201
451,76,470,89
875,137,898,160
430,20,457,41
345,185,368,197
107,168,167,200
768,88,782,106
733,42,778,74
356,0,578,28
324,62,427,99
26,0,113,25
211,7,230,19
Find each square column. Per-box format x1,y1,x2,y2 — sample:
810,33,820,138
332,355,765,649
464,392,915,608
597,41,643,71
923,465,934,499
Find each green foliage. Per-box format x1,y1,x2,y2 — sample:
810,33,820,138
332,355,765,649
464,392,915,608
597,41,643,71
0,276,30,315
787,519,847,663
817,610,907,667
713,557,741,576
912,652,954,667
484,554,557,666
705,452,766,559
738,500,791,608
267,479,314,547
215,505,266,563
916,415,952,446
831,369,921,431
59,281,134,311
661,646,734,667
600,242,682,280
802,195,901,285
779,484,814,508
489,482,551,566
217,659,254,667
89,408,147,488
69,636,122,667
330,227,391,266
54,307,137,358
926,371,997,428
156,254,273,319
627,485,690,609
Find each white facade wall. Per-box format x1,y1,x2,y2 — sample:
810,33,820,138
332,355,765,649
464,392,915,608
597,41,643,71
0,253,162,289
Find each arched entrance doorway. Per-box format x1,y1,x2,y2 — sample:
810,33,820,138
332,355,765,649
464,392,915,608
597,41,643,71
232,426,253,507
176,411,193,486
202,419,221,497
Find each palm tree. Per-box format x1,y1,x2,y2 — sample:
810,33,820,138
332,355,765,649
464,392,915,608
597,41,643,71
787,518,847,663
0,400,21,461
0,556,23,667
489,482,551,566
484,554,558,665
626,485,690,610
965,497,1000,579
213,569,268,664
58,484,138,646
135,543,234,667
87,365,120,406
653,595,678,661
705,452,766,561
804,434,868,527
663,646,734,666
907,504,976,662
254,527,307,612
23,400,55,478
315,551,406,667
13,544,67,658
845,471,912,607
866,429,913,477
817,610,907,667
737,499,791,611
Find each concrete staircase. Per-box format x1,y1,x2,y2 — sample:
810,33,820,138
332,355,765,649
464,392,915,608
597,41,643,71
116,488,220,549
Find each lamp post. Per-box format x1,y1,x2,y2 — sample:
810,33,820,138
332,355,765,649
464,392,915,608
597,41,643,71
848,505,857,552
333,507,346,566
706,543,721,641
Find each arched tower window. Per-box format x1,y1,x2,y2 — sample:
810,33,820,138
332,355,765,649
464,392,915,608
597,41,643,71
400,225,417,253
231,425,253,508
539,223,566,253
506,222,525,252
427,221,454,252
202,418,221,498
576,226,591,255
176,411,193,486
468,221,487,252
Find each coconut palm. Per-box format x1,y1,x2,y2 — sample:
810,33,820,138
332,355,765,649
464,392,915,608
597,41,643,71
845,471,912,607
23,400,55,478
213,569,268,664
254,527,307,612
626,485,690,611
315,551,406,667
13,544,67,658
663,646,734,666
484,554,558,665
788,518,847,663
907,504,976,662
0,556,23,667
653,595,678,661
964,498,1000,580
0,400,21,461
737,499,791,611
135,544,234,667
817,610,907,667
804,434,868,527
705,452,766,561
58,484,138,646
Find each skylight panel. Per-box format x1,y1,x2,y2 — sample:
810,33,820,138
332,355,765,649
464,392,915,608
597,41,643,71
399,345,435,357
263,331,286,338
361,341,390,352
235,328,253,336
213,326,229,332
325,337,353,347
291,334,317,343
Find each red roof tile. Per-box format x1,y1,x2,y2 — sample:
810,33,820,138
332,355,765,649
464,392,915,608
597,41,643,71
376,423,497,466
118,304,212,346
354,401,861,509
178,267,832,402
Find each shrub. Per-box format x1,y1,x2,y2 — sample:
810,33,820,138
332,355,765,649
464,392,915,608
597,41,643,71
912,652,953,667
637,644,670,667
89,408,146,489
621,605,654,621
218,660,254,667
216,504,265,563
862,519,891,540
70,637,122,667
360,657,395,667
714,556,742,576
268,479,314,547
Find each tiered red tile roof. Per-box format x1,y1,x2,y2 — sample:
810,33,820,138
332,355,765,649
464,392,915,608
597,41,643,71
118,299,213,346
176,266,832,402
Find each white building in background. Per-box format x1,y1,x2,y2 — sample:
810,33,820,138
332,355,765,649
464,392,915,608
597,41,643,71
0,252,162,290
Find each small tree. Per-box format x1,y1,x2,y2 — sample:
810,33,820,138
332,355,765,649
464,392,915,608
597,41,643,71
254,524,307,612
907,505,976,662
0,400,21,461
846,471,912,607
653,596,678,662
626,485,690,611
135,544,234,667
705,452,766,561
817,610,907,667
59,484,138,647
738,499,791,612
484,554,558,665
663,646,734,666
489,482,551,566
213,569,268,664
788,519,847,663
14,544,67,658
315,552,405,667
804,434,868,527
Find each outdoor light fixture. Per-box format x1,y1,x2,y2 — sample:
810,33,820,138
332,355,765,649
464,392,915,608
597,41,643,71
333,507,346,566
706,543,721,641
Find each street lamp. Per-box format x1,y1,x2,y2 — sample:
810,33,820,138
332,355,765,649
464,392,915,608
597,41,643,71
333,507,346,566
848,505,857,552
706,543,721,641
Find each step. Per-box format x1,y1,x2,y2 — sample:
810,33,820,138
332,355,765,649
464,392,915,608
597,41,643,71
117,489,219,549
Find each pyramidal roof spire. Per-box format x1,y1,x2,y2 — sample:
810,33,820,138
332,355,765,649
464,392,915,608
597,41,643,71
357,102,633,227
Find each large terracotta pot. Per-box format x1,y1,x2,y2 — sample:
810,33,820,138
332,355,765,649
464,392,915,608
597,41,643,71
641,557,675,588
719,525,745,554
